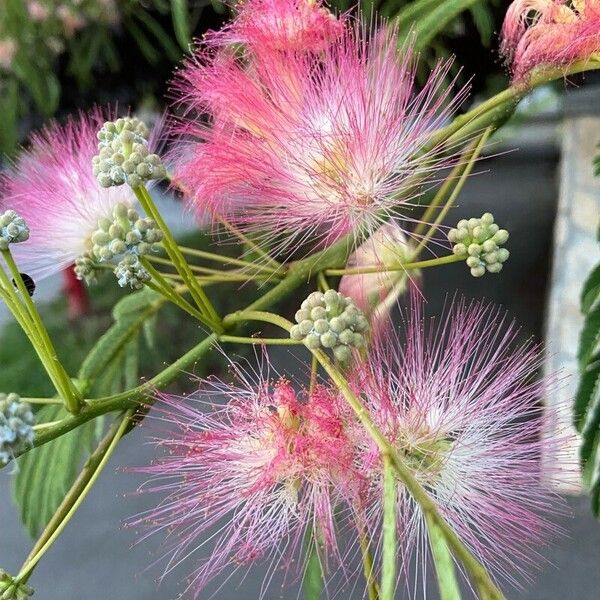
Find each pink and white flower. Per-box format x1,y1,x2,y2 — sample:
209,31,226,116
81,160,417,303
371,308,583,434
206,0,345,55
172,22,469,259
501,0,600,80
131,367,364,597
0,109,157,281
350,298,565,589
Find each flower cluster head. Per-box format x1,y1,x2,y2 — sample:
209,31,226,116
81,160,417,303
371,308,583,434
207,0,345,55
0,393,34,466
172,16,469,260
137,298,564,596
0,569,33,600
0,210,29,250
75,201,163,288
0,109,162,286
290,290,369,361
501,0,600,80
351,299,563,588
339,222,418,334
130,368,363,596
449,212,509,277
92,117,166,189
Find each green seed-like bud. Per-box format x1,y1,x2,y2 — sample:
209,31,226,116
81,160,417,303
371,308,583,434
93,116,165,188
448,212,510,278
0,210,29,249
291,291,369,359
0,394,34,466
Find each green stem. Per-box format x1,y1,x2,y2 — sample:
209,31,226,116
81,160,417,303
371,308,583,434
413,128,492,258
216,215,281,269
381,453,397,600
177,244,282,274
325,254,462,276
425,511,462,600
15,410,133,585
0,252,81,413
219,335,302,346
359,529,380,600
133,184,222,329
141,258,217,327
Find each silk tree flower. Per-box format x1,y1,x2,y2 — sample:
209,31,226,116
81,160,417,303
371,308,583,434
339,222,419,335
350,299,564,589
171,22,469,259
130,369,365,597
501,0,600,80
206,0,345,55
0,110,162,285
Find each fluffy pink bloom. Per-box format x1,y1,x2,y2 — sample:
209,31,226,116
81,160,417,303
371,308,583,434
0,110,146,280
131,368,365,597
501,0,600,80
338,222,419,335
350,299,565,589
172,22,468,258
206,0,345,54
27,1,50,22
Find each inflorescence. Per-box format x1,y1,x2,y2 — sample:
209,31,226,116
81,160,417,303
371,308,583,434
290,290,369,362
448,213,509,277
92,117,166,189
0,211,29,251
75,202,163,289
0,393,34,467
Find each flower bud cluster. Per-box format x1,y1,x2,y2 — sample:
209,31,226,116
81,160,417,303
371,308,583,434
0,393,34,466
92,117,166,188
75,202,162,289
448,213,509,278
290,290,369,362
0,570,33,599
0,210,29,250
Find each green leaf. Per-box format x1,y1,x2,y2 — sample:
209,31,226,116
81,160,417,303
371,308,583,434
12,405,97,538
397,0,483,51
574,359,600,431
78,289,163,389
171,0,191,50
425,512,462,600
580,378,600,468
581,264,600,315
135,10,182,62
578,305,600,369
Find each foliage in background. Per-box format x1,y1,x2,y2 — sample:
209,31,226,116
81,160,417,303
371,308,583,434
575,147,600,517
0,0,509,158
0,0,225,156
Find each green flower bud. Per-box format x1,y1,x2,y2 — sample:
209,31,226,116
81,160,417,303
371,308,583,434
0,394,34,466
291,291,369,359
448,212,510,278
0,210,29,249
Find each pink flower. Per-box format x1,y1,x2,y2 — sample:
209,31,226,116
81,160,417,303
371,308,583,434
131,368,365,597
350,298,565,589
207,0,345,54
171,22,468,259
501,0,600,80
338,222,419,335
0,39,17,71
57,5,86,37
0,109,156,281
27,1,50,22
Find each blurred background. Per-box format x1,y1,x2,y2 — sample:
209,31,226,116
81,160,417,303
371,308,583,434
1,0,600,598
